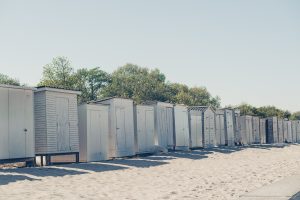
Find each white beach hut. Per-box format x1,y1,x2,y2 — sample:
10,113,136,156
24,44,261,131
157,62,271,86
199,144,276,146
143,101,174,150
188,107,203,148
291,121,298,143
216,109,235,146
296,121,300,143
283,120,292,143
0,85,35,163
134,105,155,154
224,109,235,146
240,115,253,145
174,105,190,150
266,117,278,144
234,109,241,145
189,106,216,148
34,87,81,165
277,118,284,143
78,104,109,162
94,97,135,158
252,117,260,144
215,109,225,146
259,119,267,144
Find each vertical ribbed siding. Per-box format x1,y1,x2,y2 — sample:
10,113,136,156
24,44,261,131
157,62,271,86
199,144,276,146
35,90,79,154
34,92,47,154
46,91,79,153
68,95,80,152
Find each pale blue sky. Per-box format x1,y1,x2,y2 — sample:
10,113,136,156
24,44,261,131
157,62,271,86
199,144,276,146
0,0,299,111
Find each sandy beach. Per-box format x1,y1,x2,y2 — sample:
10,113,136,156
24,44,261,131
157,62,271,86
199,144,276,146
1,144,300,200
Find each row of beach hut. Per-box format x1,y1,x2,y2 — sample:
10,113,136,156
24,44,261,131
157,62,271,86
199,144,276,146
0,84,299,165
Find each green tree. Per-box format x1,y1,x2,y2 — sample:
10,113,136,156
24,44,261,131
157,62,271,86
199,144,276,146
39,56,76,89
291,111,300,120
0,73,20,86
74,67,111,103
100,64,167,103
236,104,292,119
236,103,256,116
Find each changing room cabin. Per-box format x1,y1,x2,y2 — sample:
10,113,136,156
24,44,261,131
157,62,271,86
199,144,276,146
259,119,267,144
134,104,155,154
283,120,292,143
252,117,260,144
234,109,242,145
142,101,174,150
78,104,109,162
216,108,235,146
34,87,81,165
239,115,253,145
0,85,35,163
215,109,225,146
174,105,190,150
291,121,298,143
188,107,203,148
189,106,216,148
223,109,235,146
93,97,135,158
277,118,284,143
296,121,300,143
266,117,278,144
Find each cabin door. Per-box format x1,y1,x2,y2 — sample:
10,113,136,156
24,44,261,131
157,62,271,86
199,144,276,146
0,88,9,159
191,115,202,147
9,89,26,158
116,107,126,152
89,110,102,161
56,97,70,152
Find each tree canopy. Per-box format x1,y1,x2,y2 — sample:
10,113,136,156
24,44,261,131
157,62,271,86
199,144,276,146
236,103,292,119
100,63,221,107
39,56,75,89
38,56,110,103
0,73,20,86
33,56,299,118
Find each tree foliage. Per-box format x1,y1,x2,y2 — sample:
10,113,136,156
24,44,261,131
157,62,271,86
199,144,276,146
236,103,292,119
74,67,111,103
100,64,168,103
34,56,298,118
39,56,75,89
39,57,110,103
290,112,300,120
100,63,221,107
0,73,20,86
165,83,220,108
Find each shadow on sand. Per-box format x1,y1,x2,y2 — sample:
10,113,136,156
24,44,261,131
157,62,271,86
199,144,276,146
0,143,293,186
0,174,38,185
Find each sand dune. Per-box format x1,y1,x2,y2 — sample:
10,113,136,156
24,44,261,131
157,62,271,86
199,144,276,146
1,144,300,200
